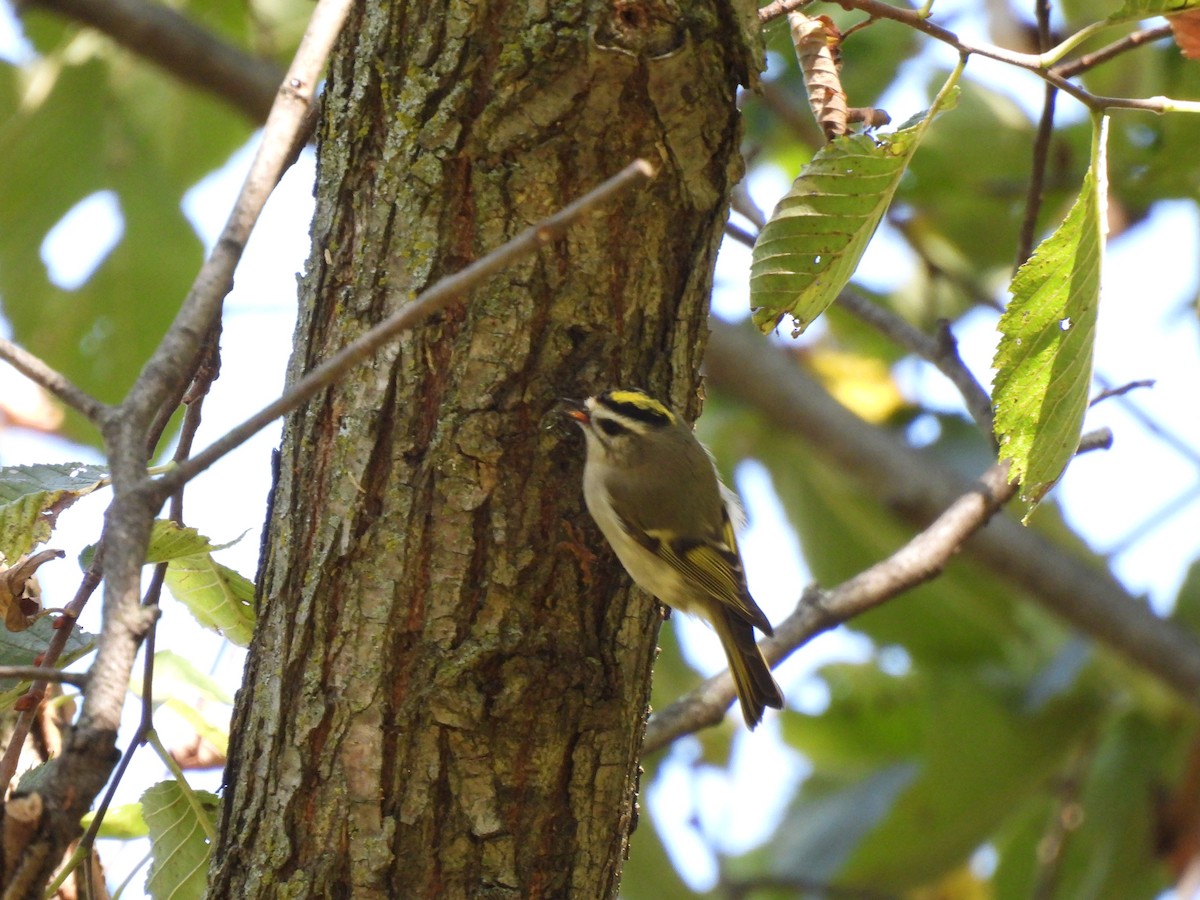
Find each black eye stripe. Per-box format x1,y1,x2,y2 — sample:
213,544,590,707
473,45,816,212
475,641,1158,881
597,419,627,437
599,398,672,427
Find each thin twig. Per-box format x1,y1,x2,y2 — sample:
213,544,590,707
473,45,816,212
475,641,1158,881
723,221,759,248
1015,84,1058,269
0,338,109,424
645,456,1020,749
74,566,167,862
831,0,1196,113
1053,25,1174,79
1089,378,1155,407
0,553,103,791
0,666,87,688
156,159,658,496
1015,0,1059,271
758,0,815,23
839,290,996,437
73,409,195,860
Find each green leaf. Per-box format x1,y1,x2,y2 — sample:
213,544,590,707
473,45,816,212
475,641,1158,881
82,521,256,642
0,463,109,564
142,780,218,900
1107,0,1200,21
750,75,960,335
144,520,228,564
82,802,148,840
0,31,251,446
992,712,1175,897
837,673,1100,888
993,117,1109,516
0,617,96,710
767,764,920,884
146,649,236,706
1171,557,1200,635
164,553,256,646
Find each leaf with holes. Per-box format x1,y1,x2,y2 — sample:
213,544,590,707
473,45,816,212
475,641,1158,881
0,463,108,564
993,119,1108,517
751,78,959,336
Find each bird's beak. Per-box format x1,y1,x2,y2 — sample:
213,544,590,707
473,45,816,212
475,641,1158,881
560,398,590,424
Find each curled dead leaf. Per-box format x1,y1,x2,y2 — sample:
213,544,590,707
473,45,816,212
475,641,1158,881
0,549,65,632
789,11,848,141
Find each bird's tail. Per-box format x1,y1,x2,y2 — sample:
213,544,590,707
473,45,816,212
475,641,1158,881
715,611,784,729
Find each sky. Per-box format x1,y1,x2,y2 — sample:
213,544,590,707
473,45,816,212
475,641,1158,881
2,0,1200,894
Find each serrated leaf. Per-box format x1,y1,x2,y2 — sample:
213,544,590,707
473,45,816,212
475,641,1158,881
0,616,95,710
144,520,226,564
993,118,1108,515
1107,0,1200,23
0,463,108,564
164,554,255,646
142,780,218,900
750,82,959,335
79,519,245,569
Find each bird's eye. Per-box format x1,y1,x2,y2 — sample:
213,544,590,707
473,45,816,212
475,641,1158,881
597,419,627,437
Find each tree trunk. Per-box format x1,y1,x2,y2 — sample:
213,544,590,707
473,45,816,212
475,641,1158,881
210,2,758,896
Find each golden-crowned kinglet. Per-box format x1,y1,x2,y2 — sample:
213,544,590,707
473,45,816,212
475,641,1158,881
564,388,784,728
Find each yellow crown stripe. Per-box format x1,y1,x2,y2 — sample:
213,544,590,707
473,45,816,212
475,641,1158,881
604,390,676,425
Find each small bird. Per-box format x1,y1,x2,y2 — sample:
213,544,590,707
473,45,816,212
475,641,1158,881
564,388,784,728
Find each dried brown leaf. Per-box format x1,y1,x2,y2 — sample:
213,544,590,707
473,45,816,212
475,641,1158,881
789,11,848,141
0,549,64,632
1170,9,1200,59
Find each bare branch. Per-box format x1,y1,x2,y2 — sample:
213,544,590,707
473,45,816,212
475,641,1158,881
0,667,87,688
1053,25,1175,79
830,0,1194,113
1090,378,1156,407
1015,82,1058,270
156,159,659,495
646,447,1020,749
0,339,108,425
20,0,283,122
758,0,815,23
0,553,103,791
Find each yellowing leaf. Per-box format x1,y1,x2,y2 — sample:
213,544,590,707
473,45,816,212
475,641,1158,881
807,347,907,424
164,554,255,647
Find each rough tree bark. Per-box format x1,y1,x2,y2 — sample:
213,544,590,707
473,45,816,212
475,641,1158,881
210,2,760,896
